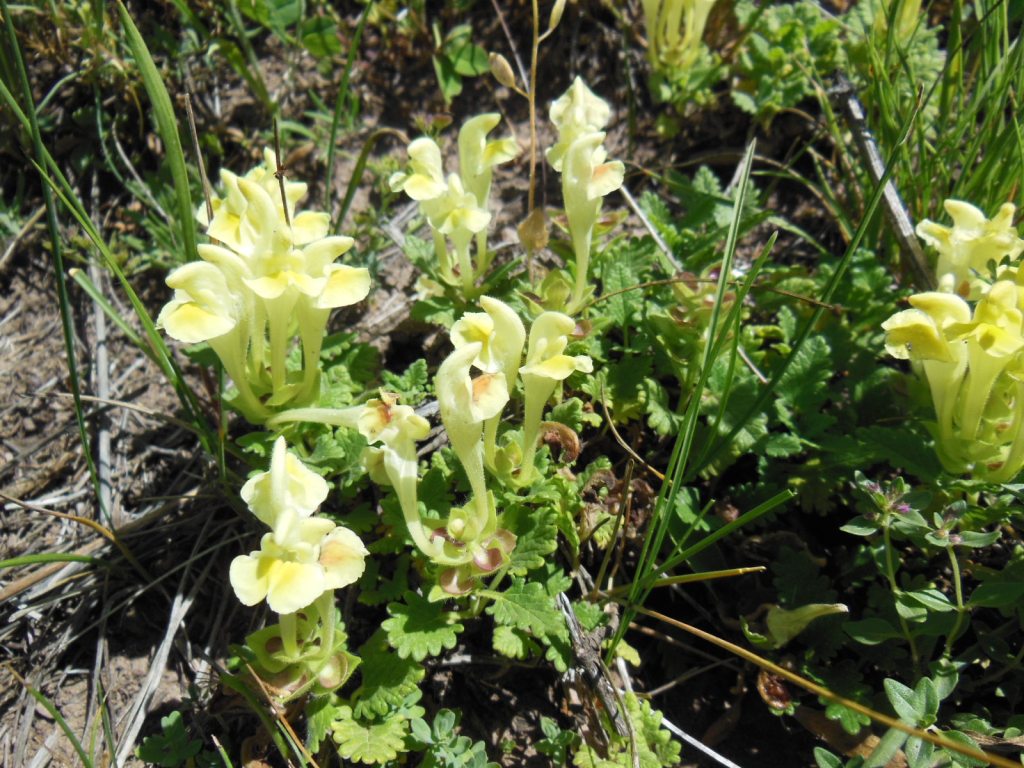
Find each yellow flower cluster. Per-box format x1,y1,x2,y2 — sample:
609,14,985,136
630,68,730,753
158,150,371,423
229,437,367,614
641,0,718,69
883,201,1024,481
549,78,625,312
390,115,518,298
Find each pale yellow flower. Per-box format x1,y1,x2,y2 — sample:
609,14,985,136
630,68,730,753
547,77,611,172
917,200,1024,296
240,436,330,544
230,522,367,615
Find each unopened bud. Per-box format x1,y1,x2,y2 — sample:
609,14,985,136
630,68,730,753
489,52,517,90
548,0,567,33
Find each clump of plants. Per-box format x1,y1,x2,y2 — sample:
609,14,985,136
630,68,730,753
6,2,1024,768
145,58,686,762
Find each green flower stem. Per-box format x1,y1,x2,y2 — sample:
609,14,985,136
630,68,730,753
990,388,1024,482
209,333,268,423
518,374,557,484
433,230,455,284
266,295,293,398
296,304,330,404
944,544,968,657
265,406,362,430
451,231,476,298
279,611,300,659
882,514,921,671
475,230,492,277
924,358,968,471
385,444,458,564
316,590,336,664
570,237,591,313
482,415,499,469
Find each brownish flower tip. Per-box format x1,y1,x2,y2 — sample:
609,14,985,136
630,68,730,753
541,421,581,463
518,208,549,253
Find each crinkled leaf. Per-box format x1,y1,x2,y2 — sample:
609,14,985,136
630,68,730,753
764,431,803,458
306,694,338,753
358,552,411,606
381,359,430,406
300,17,341,58
492,625,537,659
503,503,558,575
548,397,601,432
352,631,425,719
608,637,641,667
644,378,682,436
600,253,642,326
332,706,407,765
573,693,680,768
383,591,464,661
573,601,606,632
487,580,566,638
136,711,201,766
543,632,572,673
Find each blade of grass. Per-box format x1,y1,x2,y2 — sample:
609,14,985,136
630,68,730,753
0,71,200,395
689,89,924,481
116,1,197,263
638,141,758,568
10,671,94,768
607,141,761,659
68,268,148,352
659,490,793,574
325,1,372,207
333,127,407,234
31,161,218,455
0,0,105,520
222,0,272,111
0,553,102,569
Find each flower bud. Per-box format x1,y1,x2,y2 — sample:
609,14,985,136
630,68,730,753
489,52,517,90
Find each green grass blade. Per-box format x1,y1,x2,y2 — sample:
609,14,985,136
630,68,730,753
0,77,208,443
0,0,104,519
69,268,148,352
32,162,218,453
326,1,372,210
659,490,794,575
606,142,759,659
334,127,395,234
0,553,102,569
21,683,94,768
636,140,758,574
116,1,197,263
689,94,923,480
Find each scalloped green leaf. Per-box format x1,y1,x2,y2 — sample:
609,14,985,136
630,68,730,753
332,706,408,765
486,580,566,638
492,625,537,660
383,591,464,661
503,504,558,576
352,631,425,719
